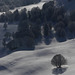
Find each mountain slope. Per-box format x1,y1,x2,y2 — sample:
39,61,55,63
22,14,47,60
0,0,75,75
0,39,75,75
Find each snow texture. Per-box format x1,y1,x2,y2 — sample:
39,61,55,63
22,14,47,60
0,38,75,75
0,0,75,75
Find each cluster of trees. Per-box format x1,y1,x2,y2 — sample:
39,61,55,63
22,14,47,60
6,20,35,50
0,8,27,22
2,23,12,48
0,0,41,12
1,1,75,50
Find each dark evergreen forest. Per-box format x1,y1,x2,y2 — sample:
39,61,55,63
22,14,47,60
1,1,75,50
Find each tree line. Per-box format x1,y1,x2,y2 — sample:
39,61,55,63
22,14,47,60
1,1,75,50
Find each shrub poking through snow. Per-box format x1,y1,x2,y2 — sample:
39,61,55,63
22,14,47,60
51,54,67,68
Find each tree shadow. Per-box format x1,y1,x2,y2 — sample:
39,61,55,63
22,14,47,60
0,65,12,72
52,67,67,75
0,65,7,71
0,47,35,58
35,49,54,57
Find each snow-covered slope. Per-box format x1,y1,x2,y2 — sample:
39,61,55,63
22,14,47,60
0,1,75,75
0,39,75,75
0,2,45,15
0,0,53,15
10,2,45,12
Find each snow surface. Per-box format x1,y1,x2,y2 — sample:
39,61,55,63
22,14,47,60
0,21,74,75
0,2,45,15
0,0,75,75
0,0,53,15
0,38,75,75
10,2,45,13
0,24,74,75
